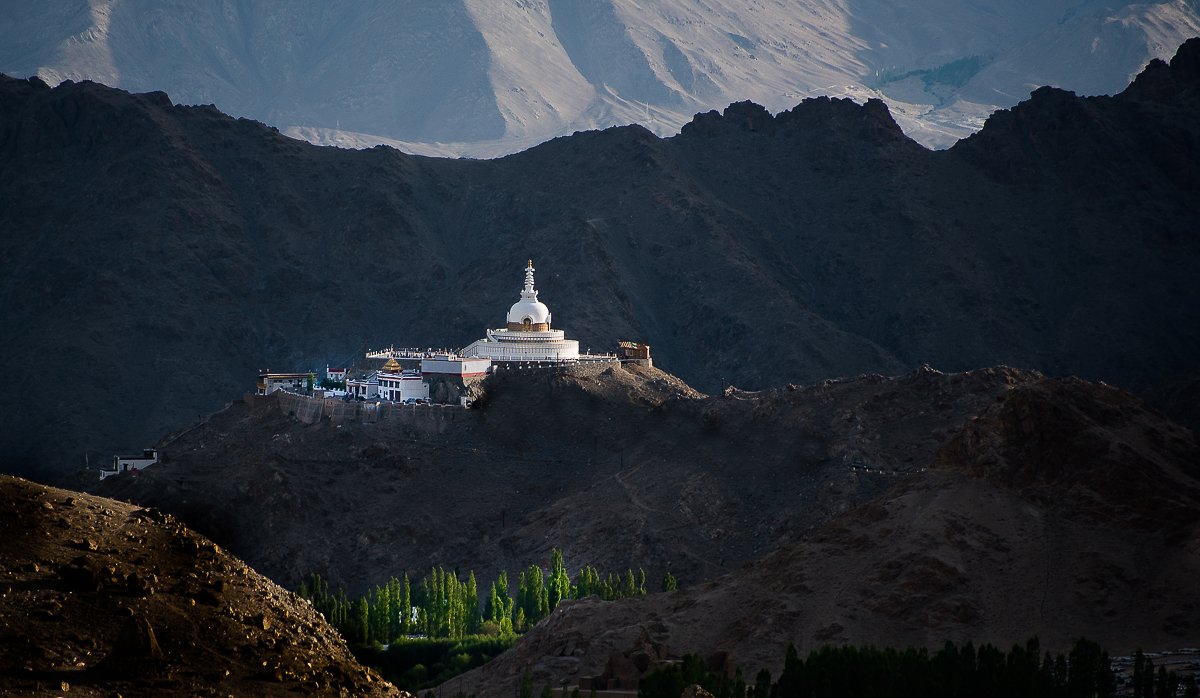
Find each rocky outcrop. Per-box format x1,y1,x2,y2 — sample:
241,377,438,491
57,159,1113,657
679,96,908,143
930,377,1200,532
87,363,1040,598
0,475,407,696
426,374,487,405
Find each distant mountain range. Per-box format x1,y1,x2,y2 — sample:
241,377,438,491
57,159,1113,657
2,0,1197,154
1,39,1197,479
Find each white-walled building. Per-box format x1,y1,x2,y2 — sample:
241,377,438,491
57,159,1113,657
326,366,347,384
347,373,380,399
378,363,431,402
100,449,158,480
462,261,580,363
422,354,491,377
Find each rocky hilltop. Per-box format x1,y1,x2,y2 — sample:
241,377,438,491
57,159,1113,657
89,361,1046,595
2,40,1198,480
443,375,1200,698
0,475,406,697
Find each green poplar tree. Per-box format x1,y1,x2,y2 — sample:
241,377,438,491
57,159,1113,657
572,567,592,599
451,570,464,638
420,575,432,635
465,571,480,633
435,567,445,636
662,572,677,592
367,585,383,643
548,550,572,610
353,596,369,644
515,570,528,624
497,570,510,601
494,570,514,635
401,574,412,636
622,570,637,598
486,582,500,624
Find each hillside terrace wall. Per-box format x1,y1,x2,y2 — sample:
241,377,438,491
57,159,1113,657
264,391,478,433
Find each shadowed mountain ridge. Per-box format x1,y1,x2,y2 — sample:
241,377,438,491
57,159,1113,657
1,40,1198,478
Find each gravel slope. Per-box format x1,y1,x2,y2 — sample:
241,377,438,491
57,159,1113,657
0,475,408,697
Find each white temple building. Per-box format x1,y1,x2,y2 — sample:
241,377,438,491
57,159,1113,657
462,261,580,363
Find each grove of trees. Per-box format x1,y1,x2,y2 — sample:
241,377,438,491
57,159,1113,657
297,549,655,646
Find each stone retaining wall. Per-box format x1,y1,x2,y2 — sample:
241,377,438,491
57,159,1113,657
270,390,477,432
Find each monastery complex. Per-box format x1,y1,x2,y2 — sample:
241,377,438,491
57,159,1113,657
101,260,650,480
258,260,647,405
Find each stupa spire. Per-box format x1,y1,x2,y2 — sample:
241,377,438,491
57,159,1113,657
523,260,536,294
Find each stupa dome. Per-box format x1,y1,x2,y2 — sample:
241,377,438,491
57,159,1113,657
508,298,551,325
506,261,552,329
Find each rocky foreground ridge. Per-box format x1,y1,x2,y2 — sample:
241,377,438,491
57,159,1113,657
0,475,407,697
2,40,1199,478
445,376,1200,698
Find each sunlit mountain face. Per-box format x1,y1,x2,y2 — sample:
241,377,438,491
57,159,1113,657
4,0,1198,155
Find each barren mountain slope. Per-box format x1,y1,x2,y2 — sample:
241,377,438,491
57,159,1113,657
1143,363,1200,433
1,41,1197,479
0,475,406,697
89,363,1041,597
957,1,1200,104
444,376,1200,698
4,0,1197,152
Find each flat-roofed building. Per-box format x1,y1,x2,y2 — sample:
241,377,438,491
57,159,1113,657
99,449,158,480
421,354,491,377
377,359,430,402
347,373,379,399
257,372,310,395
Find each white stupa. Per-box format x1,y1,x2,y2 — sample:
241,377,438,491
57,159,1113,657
462,261,580,363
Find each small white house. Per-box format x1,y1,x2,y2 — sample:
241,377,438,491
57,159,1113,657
347,373,380,399
100,449,158,481
326,365,347,384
